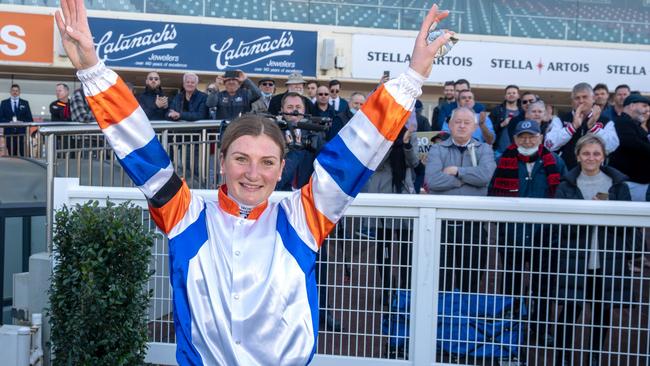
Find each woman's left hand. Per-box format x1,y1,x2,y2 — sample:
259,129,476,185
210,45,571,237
409,4,455,78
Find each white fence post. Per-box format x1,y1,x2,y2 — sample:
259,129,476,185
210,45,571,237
409,208,439,365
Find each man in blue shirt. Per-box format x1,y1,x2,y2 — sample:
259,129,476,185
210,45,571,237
441,90,494,144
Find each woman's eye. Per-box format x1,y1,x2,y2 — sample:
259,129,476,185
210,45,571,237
235,156,247,162
263,160,275,166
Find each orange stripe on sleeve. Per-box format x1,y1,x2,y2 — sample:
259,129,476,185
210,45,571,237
300,178,335,248
361,84,411,142
86,78,140,130
149,183,191,234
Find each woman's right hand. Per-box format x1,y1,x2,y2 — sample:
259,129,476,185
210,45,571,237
55,0,99,70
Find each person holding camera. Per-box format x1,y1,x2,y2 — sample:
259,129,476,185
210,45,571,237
544,82,619,169
276,92,326,191
207,70,261,121
136,71,168,121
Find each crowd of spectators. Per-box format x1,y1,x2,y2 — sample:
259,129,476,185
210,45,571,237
1,71,648,202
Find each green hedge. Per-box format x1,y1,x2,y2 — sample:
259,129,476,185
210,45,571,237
49,201,155,366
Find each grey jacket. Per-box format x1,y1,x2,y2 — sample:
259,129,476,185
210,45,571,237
425,138,496,196
251,96,271,113
362,133,419,194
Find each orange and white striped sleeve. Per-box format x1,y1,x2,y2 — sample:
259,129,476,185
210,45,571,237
77,62,201,238
280,68,425,251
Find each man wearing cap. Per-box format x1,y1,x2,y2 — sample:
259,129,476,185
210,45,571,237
544,82,619,169
267,71,315,116
207,70,261,120
490,119,566,198
251,77,275,113
488,119,565,351
608,94,650,189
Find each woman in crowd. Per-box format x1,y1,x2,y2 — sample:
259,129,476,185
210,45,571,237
553,134,641,365
54,0,454,364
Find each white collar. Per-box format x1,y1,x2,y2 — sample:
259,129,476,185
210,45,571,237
451,137,472,147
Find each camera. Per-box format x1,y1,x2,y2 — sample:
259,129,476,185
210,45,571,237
277,111,331,152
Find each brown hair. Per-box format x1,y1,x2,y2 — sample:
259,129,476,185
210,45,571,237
574,133,606,157
220,115,286,158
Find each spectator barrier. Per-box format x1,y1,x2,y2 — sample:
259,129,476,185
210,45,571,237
53,178,650,365
32,121,223,247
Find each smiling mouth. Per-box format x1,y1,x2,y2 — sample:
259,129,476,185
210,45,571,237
240,182,263,190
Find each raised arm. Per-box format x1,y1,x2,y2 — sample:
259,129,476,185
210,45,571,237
280,5,455,251
56,0,197,238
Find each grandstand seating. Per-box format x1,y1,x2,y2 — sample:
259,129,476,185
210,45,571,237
5,0,649,45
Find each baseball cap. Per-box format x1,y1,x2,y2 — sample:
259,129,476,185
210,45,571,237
223,70,239,81
623,94,650,107
514,120,541,136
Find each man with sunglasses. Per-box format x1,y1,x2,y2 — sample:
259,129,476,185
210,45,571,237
313,85,338,141
494,91,538,156
328,80,348,114
137,71,168,121
251,78,275,113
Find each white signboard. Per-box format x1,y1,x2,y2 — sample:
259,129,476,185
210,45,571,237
352,34,650,92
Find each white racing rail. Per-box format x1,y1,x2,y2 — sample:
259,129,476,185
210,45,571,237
53,178,650,366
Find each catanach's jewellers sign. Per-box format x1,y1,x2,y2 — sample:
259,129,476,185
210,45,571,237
89,17,317,76
353,34,650,92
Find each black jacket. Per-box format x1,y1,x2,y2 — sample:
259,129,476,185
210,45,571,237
49,100,72,122
206,79,261,120
608,112,650,184
169,90,208,121
490,102,523,137
0,98,33,135
137,88,168,121
554,166,641,301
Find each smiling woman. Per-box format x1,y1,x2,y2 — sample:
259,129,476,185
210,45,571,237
54,0,455,364
219,116,286,208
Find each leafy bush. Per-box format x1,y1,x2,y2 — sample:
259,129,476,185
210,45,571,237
49,201,154,366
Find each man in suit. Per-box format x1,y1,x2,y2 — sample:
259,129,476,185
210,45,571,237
251,77,275,113
1,84,33,156
328,79,348,114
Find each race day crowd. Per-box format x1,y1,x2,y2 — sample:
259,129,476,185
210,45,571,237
1,67,649,364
